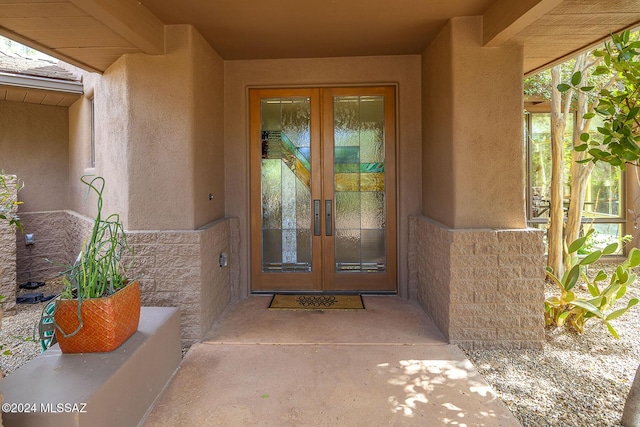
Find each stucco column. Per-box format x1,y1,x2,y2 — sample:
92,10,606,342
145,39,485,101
422,16,525,229
92,25,225,231
415,17,544,349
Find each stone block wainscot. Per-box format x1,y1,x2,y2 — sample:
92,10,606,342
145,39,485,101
16,210,240,346
0,175,18,316
409,216,546,350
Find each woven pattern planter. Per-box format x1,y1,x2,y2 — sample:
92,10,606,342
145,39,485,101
54,280,141,353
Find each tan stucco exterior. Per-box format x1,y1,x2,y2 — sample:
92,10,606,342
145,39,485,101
67,25,225,230
0,100,69,212
224,55,422,297
422,17,526,229
2,18,547,348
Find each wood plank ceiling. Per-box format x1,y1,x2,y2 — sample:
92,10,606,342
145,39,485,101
0,0,162,73
514,0,640,75
0,0,639,76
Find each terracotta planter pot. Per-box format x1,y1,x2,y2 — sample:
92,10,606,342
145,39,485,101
54,280,141,353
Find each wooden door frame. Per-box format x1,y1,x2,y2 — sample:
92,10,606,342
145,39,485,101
249,88,322,291
321,87,397,291
249,86,397,293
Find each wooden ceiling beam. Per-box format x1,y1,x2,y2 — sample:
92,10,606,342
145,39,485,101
483,0,562,47
69,0,164,55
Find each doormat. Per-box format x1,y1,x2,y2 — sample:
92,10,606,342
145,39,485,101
269,294,365,310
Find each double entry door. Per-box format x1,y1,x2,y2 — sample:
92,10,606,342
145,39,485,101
250,87,396,292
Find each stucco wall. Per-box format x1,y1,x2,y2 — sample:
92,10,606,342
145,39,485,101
224,55,422,297
422,17,526,229
421,20,454,226
193,29,225,228
67,25,225,231
68,71,102,220
59,25,232,345
0,100,69,213
123,25,225,230
123,27,195,230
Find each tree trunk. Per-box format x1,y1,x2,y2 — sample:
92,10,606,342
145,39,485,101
565,78,596,254
565,160,595,250
623,364,640,426
548,65,566,277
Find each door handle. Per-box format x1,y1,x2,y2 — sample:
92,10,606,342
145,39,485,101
325,200,332,236
313,200,321,236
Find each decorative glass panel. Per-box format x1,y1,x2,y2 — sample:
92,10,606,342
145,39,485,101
260,98,312,272
333,95,386,272
335,230,361,268
335,192,361,230
361,192,385,229
334,97,360,147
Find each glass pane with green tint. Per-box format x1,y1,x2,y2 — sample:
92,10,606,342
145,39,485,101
260,97,312,272
359,96,384,163
333,95,386,272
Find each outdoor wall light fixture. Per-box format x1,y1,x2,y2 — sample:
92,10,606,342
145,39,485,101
219,253,228,268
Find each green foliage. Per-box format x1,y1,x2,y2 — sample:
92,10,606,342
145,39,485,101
526,55,610,105
45,175,134,340
525,70,553,100
577,230,596,254
558,30,640,168
0,172,24,232
58,175,133,300
545,229,639,337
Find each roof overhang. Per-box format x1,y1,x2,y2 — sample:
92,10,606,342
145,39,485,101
0,72,83,106
0,0,638,75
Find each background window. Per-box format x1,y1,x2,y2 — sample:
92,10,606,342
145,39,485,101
524,112,625,252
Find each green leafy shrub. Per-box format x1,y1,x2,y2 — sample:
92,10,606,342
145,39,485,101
557,30,640,169
0,172,23,232
545,228,640,338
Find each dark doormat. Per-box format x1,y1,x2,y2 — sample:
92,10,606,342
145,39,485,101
269,294,365,310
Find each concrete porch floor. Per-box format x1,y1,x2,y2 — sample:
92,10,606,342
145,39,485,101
142,296,520,426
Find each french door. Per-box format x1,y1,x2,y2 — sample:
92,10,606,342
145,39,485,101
250,87,396,292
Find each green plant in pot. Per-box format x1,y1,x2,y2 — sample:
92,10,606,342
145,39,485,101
45,175,139,353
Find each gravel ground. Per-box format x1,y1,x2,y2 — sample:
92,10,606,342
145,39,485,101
464,265,640,427
0,277,63,375
2,269,639,426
